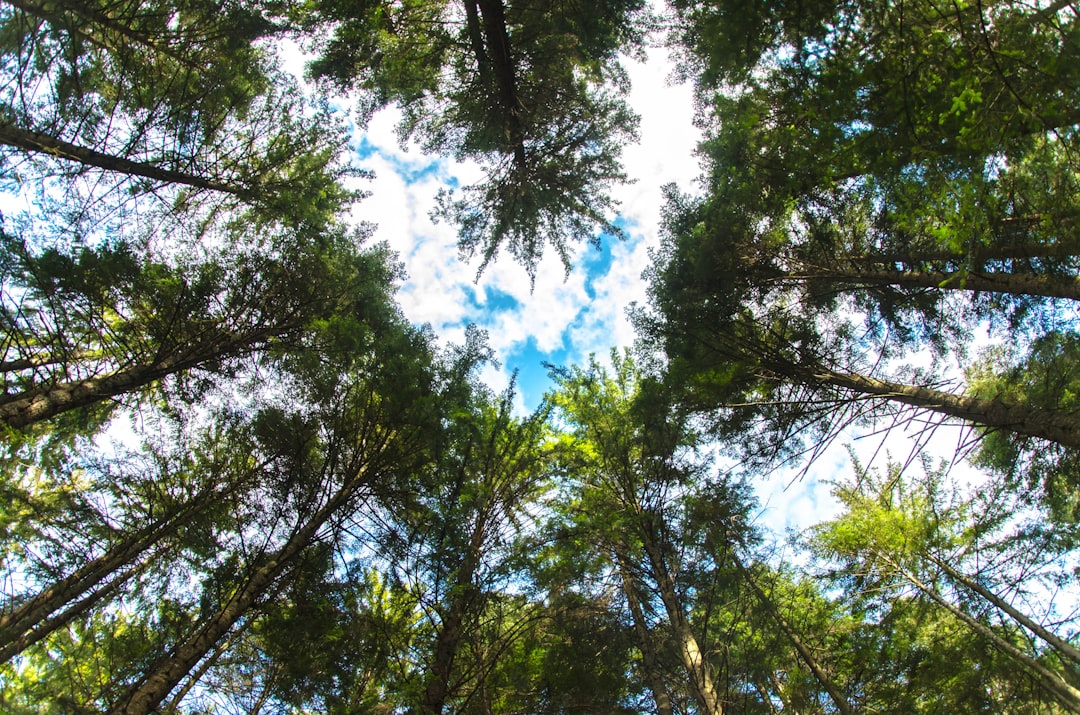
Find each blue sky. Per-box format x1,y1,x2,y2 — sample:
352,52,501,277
330,45,860,537
345,46,700,414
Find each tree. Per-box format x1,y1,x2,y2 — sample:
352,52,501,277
304,0,645,277
0,427,264,664
0,221,405,437
376,382,551,714
648,0,1080,455
811,458,1080,712
548,351,724,715
107,322,447,715
0,0,354,231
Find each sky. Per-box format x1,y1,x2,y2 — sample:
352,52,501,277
328,45,860,540
345,46,701,414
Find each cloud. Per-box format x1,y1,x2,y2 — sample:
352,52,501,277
343,44,702,417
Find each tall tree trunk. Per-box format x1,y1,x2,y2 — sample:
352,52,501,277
767,362,1080,450
838,235,1080,267
925,552,1080,667
0,561,138,663
473,0,527,168
418,506,488,715
109,465,373,715
639,523,723,715
0,123,250,197
878,551,1080,713
0,474,254,661
0,325,282,428
783,266,1080,302
615,549,674,715
737,561,853,715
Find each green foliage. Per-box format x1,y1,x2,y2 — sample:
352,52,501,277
969,332,1080,524
4,0,1080,712
305,0,645,277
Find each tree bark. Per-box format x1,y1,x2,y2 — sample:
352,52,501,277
639,522,723,715
771,363,1080,450
473,0,527,168
418,503,489,715
615,550,674,715
0,123,249,197
837,234,1080,268
110,465,372,715
0,562,135,663
0,474,255,662
3,0,195,64
926,552,1080,668
0,326,281,428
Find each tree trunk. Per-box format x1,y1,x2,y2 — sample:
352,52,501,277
3,0,195,64
785,266,1080,302
0,562,136,663
738,561,853,715
880,552,1080,713
0,123,249,197
473,0,527,168
417,492,493,715
639,523,722,715
110,465,372,715
838,234,1080,267
615,550,674,715
926,552,1080,667
0,475,253,662
0,326,280,428
771,363,1080,450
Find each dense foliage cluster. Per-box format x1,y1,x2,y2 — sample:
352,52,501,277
0,0,1078,713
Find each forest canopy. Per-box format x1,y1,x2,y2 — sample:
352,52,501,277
1,0,1079,713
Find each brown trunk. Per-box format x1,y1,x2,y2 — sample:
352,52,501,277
0,475,253,661
787,266,1080,302
879,552,1080,713
110,465,372,715
738,561,853,715
473,0,527,167
418,505,489,715
0,123,247,197
844,241,1079,269
776,364,1080,450
463,0,490,84
0,326,280,428
639,523,722,715
0,562,136,662
926,553,1080,667
615,550,674,715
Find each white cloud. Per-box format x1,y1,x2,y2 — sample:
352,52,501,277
348,45,702,387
